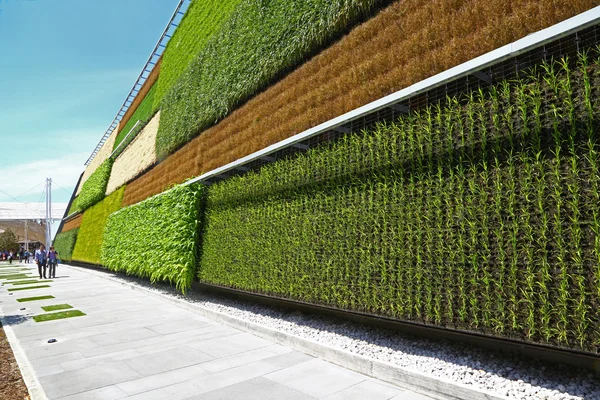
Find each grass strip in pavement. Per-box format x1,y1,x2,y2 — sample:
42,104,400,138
10,280,52,285
8,285,50,292
33,310,85,323
41,304,73,312
1,275,31,280
17,295,54,302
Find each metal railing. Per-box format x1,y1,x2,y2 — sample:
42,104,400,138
84,0,192,166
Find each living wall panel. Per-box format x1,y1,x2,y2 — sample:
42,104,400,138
101,184,203,292
76,127,118,195
117,59,161,140
152,0,242,109
123,0,597,207
53,228,79,262
71,186,125,265
200,55,600,353
76,158,113,211
113,83,158,151
62,214,83,232
106,112,160,195
156,0,382,159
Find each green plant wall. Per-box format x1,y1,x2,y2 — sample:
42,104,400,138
53,228,79,262
200,53,600,353
152,0,242,110
101,184,203,292
77,158,114,212
113,83,158,151
156,0,381,159
71,186,126,265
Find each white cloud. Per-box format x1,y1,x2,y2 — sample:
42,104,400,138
0,152,88,202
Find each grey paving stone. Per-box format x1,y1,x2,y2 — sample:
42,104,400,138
145,318,210,335
389,391,439,400
116,363,209,395
190,376,316,400
187,331,273,358
35,363,65,377
199,346,296,374
56,385,128,400
264,358,367,398
123,381,204,400
122,345,214,376
88,327,160,346
38,360,141,398
188,359,284,394
323,379,404,400
61,348,141,371
29,351,85,369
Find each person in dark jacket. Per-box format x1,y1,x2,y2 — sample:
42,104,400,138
47,246,59,279
35,245,48,279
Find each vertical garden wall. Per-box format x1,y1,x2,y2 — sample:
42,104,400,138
71,186,126,265
199,54,600,353
101,183,203,292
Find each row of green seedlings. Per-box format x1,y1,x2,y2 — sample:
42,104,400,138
202,50,600,352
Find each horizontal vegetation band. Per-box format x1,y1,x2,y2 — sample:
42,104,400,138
122,0,594,208
152,0,243,110
200,52,600,353
155,0,381,159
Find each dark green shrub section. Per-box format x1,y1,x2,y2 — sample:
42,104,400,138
200,53,600,353
77,158,113,212
113,83,158,151
101,183,203,293
156,0,380,159
72,186,125,265
153,0,242,110
53,228,79,262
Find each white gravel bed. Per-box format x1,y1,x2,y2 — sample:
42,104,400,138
79,267,600,400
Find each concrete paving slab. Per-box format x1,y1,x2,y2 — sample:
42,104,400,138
192,376,316,400
115,363,209,395
55,385,128,400
122,345,214,376
38,360,141,398
187,331,273,358
264,358,368,398
322,378,404,400
123,381,204,400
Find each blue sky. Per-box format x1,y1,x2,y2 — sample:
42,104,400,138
0,0,178,205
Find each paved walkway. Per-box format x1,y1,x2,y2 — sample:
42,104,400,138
0,262,435,400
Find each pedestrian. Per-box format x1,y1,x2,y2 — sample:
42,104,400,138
35,245,48,279
8,250,13,264
19,247,24,263
47,246,59,279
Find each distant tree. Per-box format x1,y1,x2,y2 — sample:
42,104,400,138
0,229,19,252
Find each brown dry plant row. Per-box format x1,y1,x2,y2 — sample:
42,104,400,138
117,58,162,136
122,0,597,206
62,214,83,232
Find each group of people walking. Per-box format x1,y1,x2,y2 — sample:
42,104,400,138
34,245,59,279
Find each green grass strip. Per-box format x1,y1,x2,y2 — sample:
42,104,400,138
17,295,55,302
1,275,31,280
33,310,85,323
10,280,52,285
8,285,50,292
41,304,73,312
